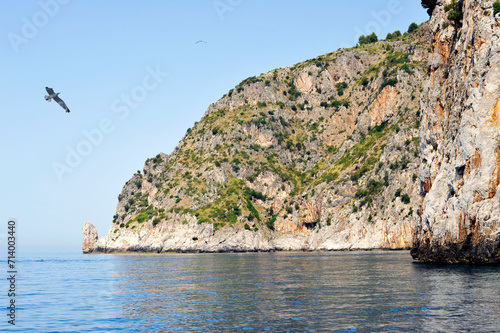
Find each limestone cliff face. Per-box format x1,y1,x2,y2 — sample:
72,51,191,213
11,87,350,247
411,0,500,264
85,25,432,253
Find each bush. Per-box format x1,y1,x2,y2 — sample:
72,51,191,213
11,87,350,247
494,2,500,16
244,187,267,201
444,1,463,22
381,78,398,89
366,179,384,194
335,82,348,96
359,32,378,45
387,30,402,40
407,23,418,33
266,214,277,230
401,193,411,204
335,82,348,89
401,64,414,75
330,99,349,110
287,84,301,100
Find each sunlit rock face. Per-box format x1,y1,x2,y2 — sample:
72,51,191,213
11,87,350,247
411,0,500,265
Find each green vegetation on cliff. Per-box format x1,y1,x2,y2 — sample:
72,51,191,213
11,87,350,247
112,23,429,236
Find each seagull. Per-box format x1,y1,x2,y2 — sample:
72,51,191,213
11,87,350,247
45,87,70,113
196,40,207,44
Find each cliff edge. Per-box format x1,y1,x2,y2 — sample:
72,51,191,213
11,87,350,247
412,0,500,264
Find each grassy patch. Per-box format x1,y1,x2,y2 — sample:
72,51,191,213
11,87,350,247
266,214,278,230
127,205,159,227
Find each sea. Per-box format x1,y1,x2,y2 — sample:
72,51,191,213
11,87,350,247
2,250,500,332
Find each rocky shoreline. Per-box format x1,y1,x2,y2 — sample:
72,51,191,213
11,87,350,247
84,1,500,265
82,221,412,254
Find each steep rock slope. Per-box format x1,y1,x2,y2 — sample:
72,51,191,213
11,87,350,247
412,0,500,264
85,26,431,253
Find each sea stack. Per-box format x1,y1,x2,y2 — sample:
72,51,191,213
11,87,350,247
82,222,99,254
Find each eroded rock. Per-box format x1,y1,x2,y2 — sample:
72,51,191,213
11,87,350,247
82,222,98,253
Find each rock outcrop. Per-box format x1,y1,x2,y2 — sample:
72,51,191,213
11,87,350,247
82,222,98,253
84,24,432,253
411,0,500,264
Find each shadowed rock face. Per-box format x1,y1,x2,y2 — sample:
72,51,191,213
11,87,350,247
412,0,500,265
82,222,98,254
83,24,434,254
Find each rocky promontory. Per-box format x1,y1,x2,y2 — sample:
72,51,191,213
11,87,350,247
84,23,432,254
84,2,500,265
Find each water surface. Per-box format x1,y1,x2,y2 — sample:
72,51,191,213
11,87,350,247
3,251,500,332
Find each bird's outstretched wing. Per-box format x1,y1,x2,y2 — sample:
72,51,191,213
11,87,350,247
53,95,70,113
196,40,206,44
46,87,55,95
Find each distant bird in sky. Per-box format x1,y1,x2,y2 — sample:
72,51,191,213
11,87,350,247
45,87,70,113
196,40,207,44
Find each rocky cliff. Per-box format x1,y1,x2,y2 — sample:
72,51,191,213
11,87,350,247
84,24,432,253
411,0,500,264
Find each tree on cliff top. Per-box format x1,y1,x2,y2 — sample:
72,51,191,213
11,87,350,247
421,0,437,16
358,32,378,45
407,23,418,33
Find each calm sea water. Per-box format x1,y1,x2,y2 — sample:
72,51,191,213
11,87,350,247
2,251,500,332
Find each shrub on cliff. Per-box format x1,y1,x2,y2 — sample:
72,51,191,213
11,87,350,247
266,214,277,230
401,193,411,204
494,2,500,16
444,0,463,22
335,82,348,96
387,30,402,40
381,78,398,90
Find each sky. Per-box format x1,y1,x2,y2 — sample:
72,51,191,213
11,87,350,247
0,0,429,254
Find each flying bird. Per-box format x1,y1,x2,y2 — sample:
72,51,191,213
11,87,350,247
45,87,70,113
196,40,207,44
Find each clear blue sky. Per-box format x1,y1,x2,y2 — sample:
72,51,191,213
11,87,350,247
0,0,429,254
